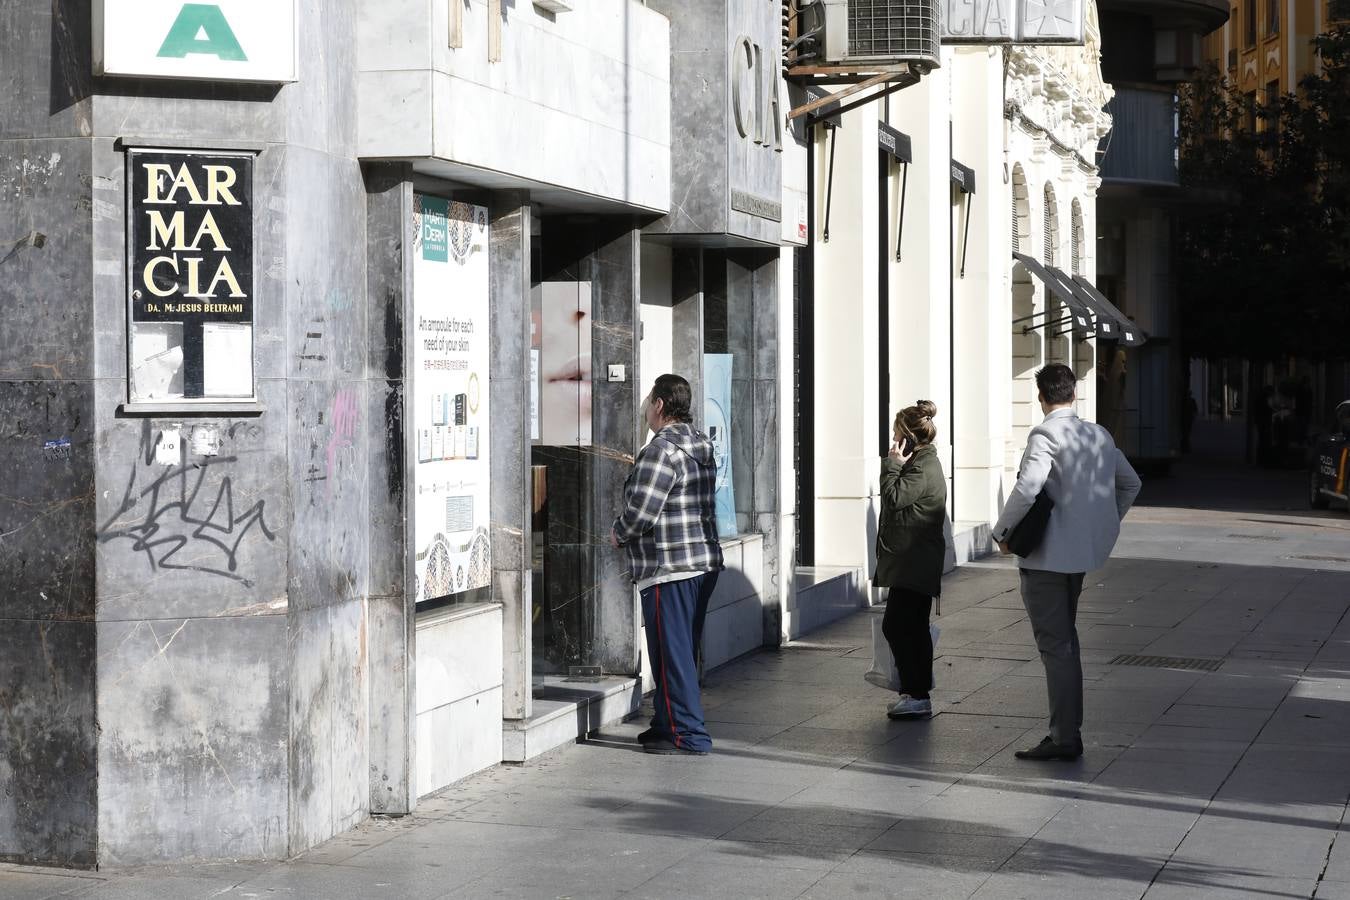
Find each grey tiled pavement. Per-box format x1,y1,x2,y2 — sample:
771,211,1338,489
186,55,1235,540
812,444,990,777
7,462,1350,899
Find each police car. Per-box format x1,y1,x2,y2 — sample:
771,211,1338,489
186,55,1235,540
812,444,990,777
1310,400,1350,510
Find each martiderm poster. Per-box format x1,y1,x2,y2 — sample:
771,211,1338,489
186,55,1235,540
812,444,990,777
412,195,491,601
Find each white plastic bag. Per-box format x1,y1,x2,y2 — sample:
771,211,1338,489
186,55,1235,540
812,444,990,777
865,609,939,691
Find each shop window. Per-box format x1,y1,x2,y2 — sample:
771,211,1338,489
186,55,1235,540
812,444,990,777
703,251,767,538
126,148,256,404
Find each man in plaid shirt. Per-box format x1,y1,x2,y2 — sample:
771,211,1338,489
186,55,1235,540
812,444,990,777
610,374,724,755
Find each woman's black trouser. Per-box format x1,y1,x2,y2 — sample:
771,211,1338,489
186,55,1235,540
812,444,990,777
881,587,933,700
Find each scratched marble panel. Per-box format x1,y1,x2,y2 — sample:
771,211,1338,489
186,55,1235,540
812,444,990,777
93,378,290,622
96,613,288,864
286,0,360,159
0,380,95,622
367,378,407,599
535,542,597,674
287,378,370,614
364,171,414,813
287,146,369,381
88,136,130,384
0,620,97,868
0,137,94,382
751,253,780,382
589,227,641,674
2,0,94,139
365,165,412,385
252,145,290,381
642,0,729,237
288,597,369,854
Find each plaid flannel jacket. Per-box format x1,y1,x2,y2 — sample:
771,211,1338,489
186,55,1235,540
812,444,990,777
613,423,724,584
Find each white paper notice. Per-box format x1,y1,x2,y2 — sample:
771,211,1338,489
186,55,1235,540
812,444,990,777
202,324,254,397
189,424,221,456
132,345,185,399
155,427,182,466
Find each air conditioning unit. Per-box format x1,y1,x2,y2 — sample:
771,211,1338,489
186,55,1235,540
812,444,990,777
820,0,940,69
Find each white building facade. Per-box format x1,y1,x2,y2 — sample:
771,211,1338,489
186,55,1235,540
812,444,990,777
793,5,1114,601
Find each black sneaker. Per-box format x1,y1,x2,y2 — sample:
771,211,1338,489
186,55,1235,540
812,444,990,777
637,727,658,744
1014,736,1084,761
642,737,709,756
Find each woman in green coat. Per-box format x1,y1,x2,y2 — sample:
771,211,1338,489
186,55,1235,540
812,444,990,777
875,400,947,719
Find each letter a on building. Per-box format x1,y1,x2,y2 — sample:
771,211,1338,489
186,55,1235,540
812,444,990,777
94,0,296,82
157,4,248,60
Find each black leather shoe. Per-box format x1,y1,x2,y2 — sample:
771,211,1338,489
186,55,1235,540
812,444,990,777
637,727,657,744
642,737,709,756
1014,736,1083,761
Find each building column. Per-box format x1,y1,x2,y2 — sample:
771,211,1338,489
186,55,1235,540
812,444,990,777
749,253,783,643
489,193,533,720
364,163,416,816
670,248,705,425
590,225,643,675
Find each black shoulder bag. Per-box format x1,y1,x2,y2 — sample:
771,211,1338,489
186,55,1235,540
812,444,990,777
1006,490,1054,558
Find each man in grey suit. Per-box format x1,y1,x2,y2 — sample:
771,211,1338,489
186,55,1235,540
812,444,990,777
992,364,1142,761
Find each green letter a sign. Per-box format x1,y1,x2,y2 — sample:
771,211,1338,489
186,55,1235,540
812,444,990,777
157,4,248,61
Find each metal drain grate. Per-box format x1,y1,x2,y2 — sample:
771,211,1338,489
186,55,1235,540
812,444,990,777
1109,654,1224,672
1287,554,1350,563
1225,533,1284,541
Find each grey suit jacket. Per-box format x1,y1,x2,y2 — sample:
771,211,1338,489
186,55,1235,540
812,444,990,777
992,408,1142,574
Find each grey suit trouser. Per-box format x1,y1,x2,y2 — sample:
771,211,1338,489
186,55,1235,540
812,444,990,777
1019,568,1086,746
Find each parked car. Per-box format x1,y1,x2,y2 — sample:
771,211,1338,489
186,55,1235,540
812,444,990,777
1310,400,1350,510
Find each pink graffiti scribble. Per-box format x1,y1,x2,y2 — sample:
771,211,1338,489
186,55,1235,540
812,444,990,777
325,389,360,497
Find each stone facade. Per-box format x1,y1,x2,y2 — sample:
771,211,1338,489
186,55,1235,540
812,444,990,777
0,0,801,868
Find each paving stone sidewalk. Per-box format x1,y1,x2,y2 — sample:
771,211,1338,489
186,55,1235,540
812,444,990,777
7,472,1350,899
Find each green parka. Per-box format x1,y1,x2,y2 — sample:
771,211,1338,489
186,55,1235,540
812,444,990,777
873,445,947,597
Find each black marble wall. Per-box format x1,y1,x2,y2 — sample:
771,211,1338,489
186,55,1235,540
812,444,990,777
0,0,99,864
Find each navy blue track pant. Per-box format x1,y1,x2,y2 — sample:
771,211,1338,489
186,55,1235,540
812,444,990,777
641,571,718,753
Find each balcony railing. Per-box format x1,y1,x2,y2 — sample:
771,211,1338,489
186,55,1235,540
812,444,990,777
1100,88,1179,186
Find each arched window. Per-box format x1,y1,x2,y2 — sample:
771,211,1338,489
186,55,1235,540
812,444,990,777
1042,184,1057,266
1011,166,1028,254
1070,200,1084,275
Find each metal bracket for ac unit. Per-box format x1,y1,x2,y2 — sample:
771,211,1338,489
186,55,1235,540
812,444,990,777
823,125,838,242
896,161,908,261
958,192,972,278
788,67,919,120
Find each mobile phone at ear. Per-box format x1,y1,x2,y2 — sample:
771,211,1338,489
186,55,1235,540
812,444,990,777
899,438,913,456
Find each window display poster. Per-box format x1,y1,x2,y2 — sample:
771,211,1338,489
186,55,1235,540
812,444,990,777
703,353,737,538
412,195,491,601
531,282,592,446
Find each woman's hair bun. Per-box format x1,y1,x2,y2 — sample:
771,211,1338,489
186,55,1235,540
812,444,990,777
914,400,938,419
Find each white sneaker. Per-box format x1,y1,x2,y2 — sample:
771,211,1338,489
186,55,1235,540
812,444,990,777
887,695,932,719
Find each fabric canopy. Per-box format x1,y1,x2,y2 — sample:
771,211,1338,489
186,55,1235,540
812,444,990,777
1070,274,1147,346
1011,252,1093,337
